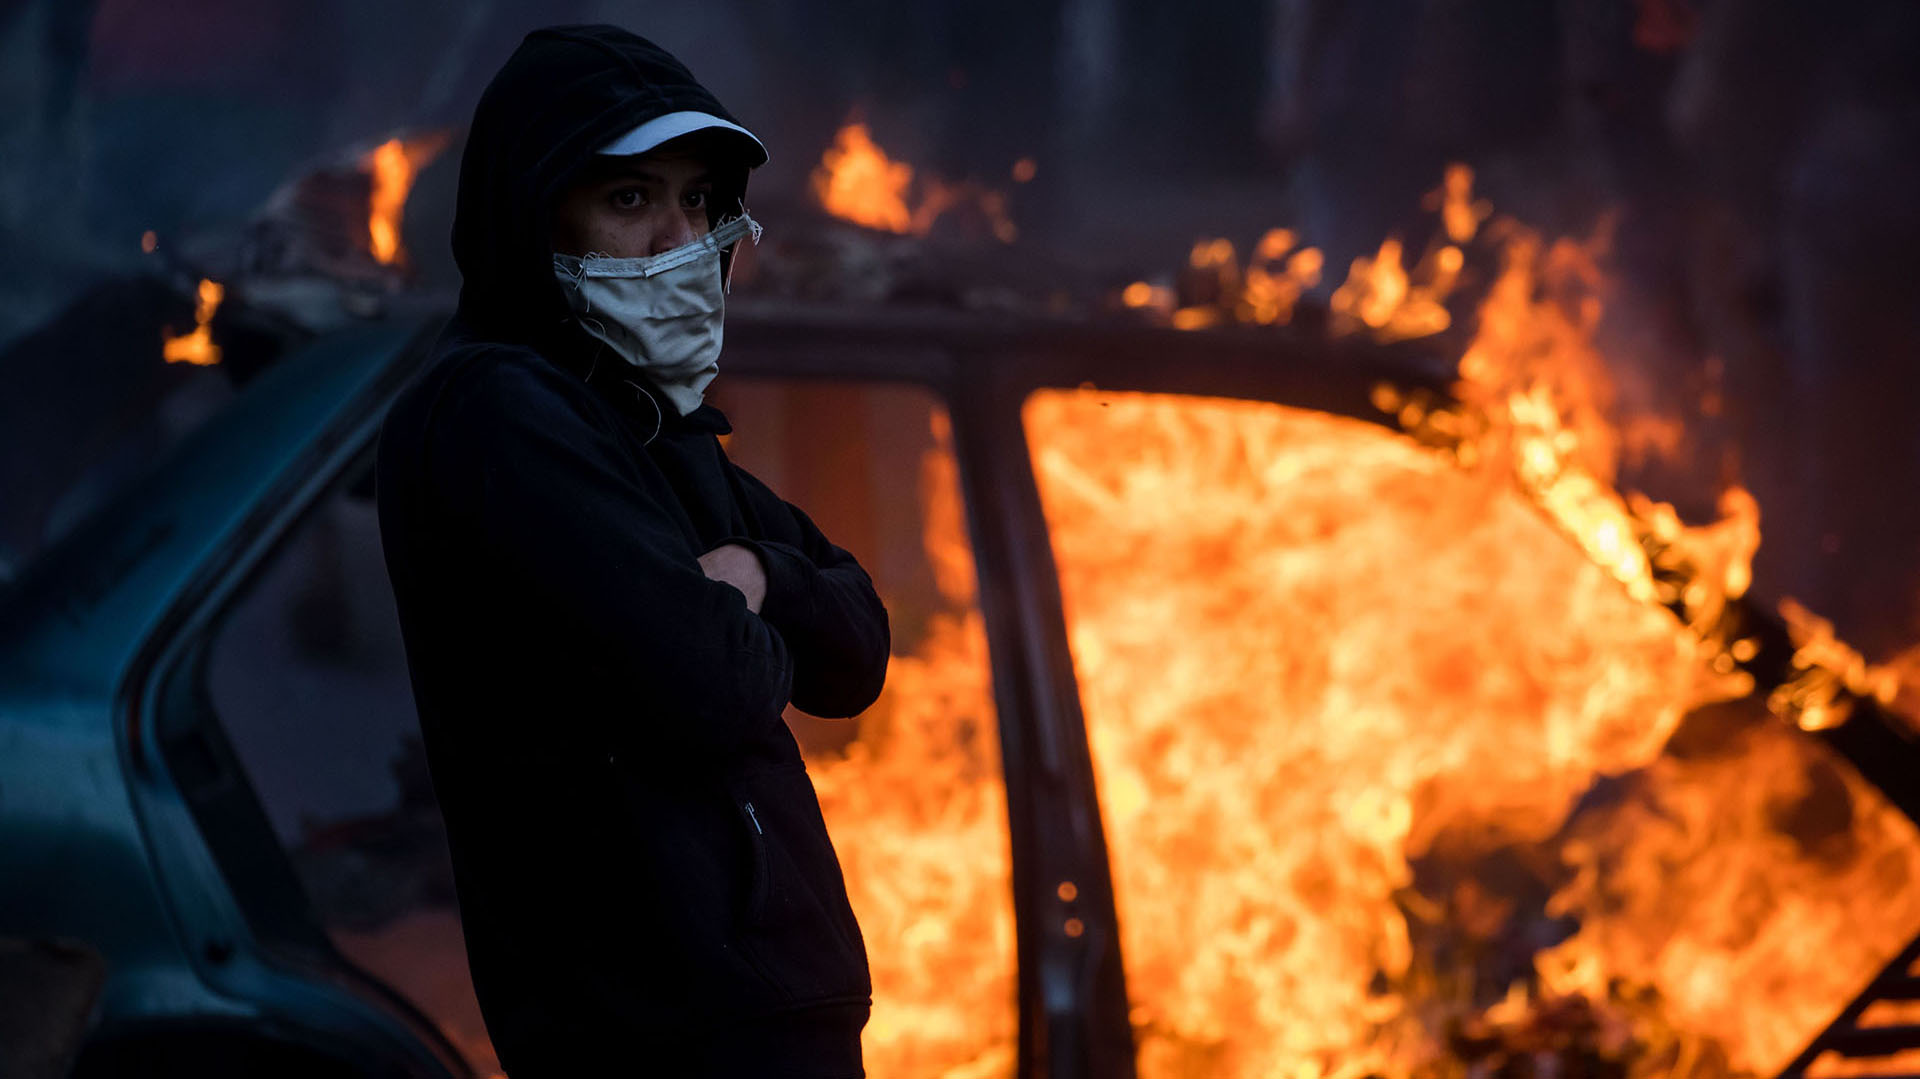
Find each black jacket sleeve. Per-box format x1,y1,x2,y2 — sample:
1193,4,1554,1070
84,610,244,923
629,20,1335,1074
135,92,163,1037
724,467,891,720
428,349,794,758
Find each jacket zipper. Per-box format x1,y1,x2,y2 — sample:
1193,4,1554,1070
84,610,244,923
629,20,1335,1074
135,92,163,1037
742,800,771,929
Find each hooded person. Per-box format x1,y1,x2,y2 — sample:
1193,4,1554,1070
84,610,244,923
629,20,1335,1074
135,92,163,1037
375,25,889,1078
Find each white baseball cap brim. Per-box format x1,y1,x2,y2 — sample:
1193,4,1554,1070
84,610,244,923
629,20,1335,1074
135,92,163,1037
597,110,769,167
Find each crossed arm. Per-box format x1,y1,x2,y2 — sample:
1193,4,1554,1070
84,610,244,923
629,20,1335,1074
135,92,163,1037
431,352,888,754
709,465,891,721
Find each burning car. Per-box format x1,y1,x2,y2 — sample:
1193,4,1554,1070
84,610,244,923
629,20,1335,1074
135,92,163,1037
5,116,1920,1079
0,279,1422,1077
5,269,1920,1079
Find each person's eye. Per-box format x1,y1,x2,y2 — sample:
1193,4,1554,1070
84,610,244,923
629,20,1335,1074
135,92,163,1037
683,189,710,211
609,188,647,211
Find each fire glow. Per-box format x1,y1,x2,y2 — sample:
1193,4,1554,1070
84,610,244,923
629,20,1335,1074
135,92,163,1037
162,277,224,366
1013,181,1920,1077
791,164,1920,1078
1125,166,1489,338
811,121,1018,243
803,409,1018,1079
364,134,448,266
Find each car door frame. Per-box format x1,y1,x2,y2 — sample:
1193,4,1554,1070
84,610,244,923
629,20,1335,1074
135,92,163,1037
726,308,1452,1079
114,317,468,1079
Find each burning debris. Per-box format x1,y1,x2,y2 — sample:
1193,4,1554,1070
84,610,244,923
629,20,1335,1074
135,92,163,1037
365,135,449,268
811,122,916,234
0,125,451,582
225,130,450,331
810,121,1018,243
1771,600,1903,733
1329,236,1460,342
1108,166,1492,341
1116,232,1327,332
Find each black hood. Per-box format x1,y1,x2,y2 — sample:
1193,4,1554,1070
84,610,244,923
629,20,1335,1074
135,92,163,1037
451,24,761,351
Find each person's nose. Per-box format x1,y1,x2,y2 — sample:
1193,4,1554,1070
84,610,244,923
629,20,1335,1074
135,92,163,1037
650,210,697,255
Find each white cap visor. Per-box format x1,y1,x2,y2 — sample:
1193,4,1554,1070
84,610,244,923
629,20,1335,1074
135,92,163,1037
597,110,768,167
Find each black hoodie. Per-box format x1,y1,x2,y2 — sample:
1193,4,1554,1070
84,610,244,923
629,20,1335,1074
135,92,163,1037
375,25,887,1078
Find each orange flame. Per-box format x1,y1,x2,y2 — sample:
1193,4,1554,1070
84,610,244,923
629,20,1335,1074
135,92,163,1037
162,278,224,366
1241,229,1325,326
1391,203,1920,1078
803,408,1017,1077
811,122,1017,242
1539,715,1920,1077
1024,171,1920,1079
1770,599,1902,731
1124,163,1485,339
1139,229,1326,332
1328,237,1462,341
812,122,916,234
1027,387,1718,1076
364,134,448,266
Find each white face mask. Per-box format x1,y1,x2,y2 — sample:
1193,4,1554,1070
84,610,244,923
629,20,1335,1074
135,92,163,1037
552,214,761,416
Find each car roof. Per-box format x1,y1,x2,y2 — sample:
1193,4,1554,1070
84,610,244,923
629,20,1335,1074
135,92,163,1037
0,317,436,707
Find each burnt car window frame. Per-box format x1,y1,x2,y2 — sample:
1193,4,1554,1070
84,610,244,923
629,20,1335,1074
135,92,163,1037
722,310,1455,1079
